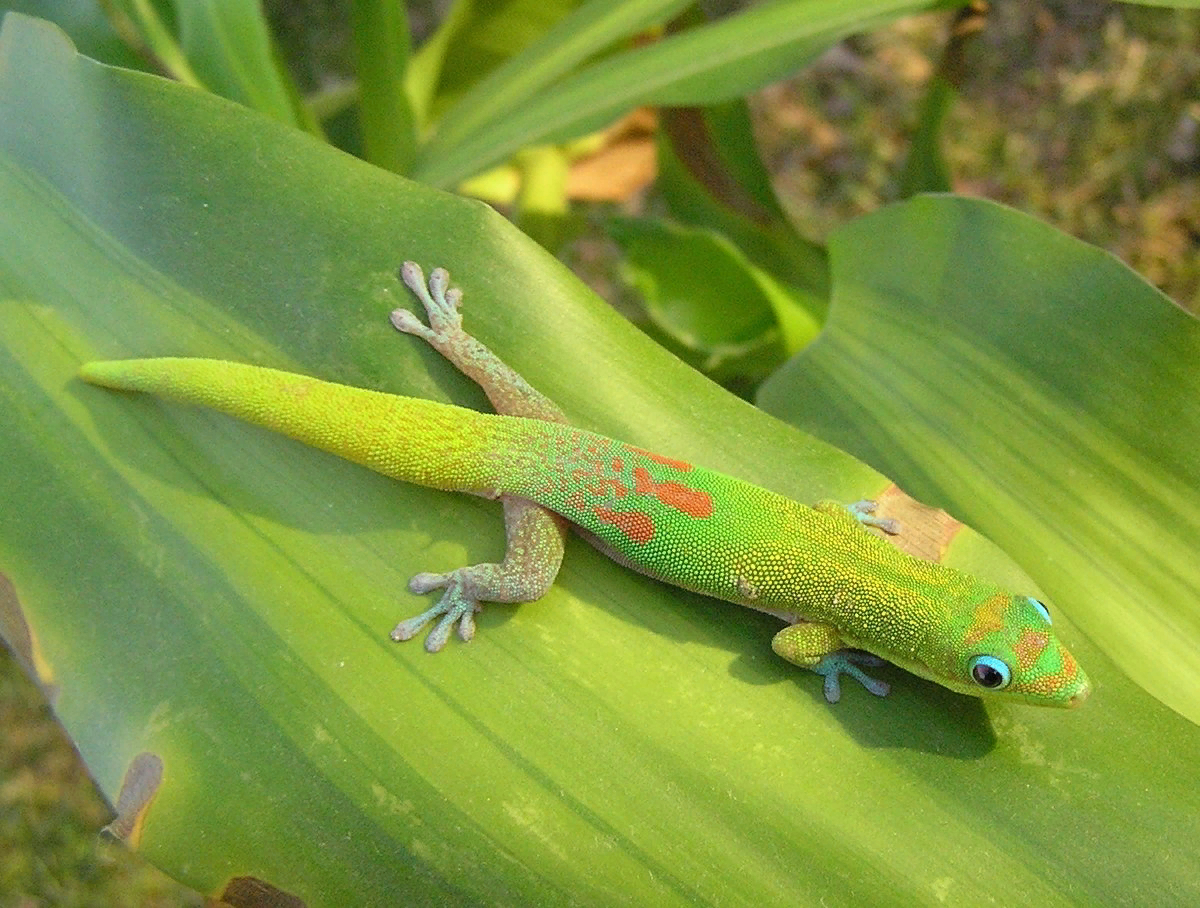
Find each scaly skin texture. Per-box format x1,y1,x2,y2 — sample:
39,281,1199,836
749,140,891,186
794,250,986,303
79,264,1090,707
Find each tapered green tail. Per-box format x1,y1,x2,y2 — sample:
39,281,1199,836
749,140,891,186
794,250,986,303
80,358,510,496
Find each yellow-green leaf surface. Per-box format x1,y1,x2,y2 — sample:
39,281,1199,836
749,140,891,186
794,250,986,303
2,15,1199,906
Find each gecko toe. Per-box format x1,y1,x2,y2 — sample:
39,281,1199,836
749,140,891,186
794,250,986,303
822,674,843,704
408,571,449,594
424,611,458,652
389,308,433,338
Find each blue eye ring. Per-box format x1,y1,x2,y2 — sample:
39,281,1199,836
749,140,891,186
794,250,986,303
969,655,1012,690
1028,597,1052,624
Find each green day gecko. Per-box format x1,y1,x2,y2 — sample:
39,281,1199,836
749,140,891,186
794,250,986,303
79,263,1090,707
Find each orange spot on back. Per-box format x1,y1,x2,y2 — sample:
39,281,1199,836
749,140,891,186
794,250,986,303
656,481,713,518
593,507,655,544
632,467,713,519
633,466,654,496
627,446,693,472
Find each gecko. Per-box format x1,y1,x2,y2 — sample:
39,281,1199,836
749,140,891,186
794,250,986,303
79,262,1090,707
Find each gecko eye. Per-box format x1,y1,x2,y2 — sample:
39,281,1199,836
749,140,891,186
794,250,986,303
969,655,1012,690
1028,597,1052,624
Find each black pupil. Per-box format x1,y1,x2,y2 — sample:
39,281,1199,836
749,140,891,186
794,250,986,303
973,663,1004,687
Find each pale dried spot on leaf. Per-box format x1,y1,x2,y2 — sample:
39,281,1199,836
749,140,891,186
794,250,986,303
0,571,58,702
873,485,962,563
218,875,306,908
101,751,164,847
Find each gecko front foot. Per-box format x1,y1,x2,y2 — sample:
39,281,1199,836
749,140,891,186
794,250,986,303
389,571,480,652
811,651,890,704
772,622,891,703
847,500,900,535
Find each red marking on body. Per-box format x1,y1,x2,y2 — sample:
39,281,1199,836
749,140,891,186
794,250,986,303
656,481,713,518
632,467,714,519
612,457,624,473
593,507,655,544
587,480,628,499
633,467,654,497
627,446,693,472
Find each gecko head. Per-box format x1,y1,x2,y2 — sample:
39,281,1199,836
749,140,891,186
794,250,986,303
900,593,1092,707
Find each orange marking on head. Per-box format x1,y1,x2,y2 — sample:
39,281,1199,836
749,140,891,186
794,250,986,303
627,446,693,472
1062,647,1078,677
593,507,655,544
963,595,1011,646
1012,629,1049,672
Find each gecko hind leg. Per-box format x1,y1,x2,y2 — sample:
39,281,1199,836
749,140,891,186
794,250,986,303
387,264,570,650
391,261,566,423
390,497,567,652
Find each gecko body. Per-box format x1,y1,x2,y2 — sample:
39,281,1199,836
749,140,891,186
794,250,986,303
79,263,1090,707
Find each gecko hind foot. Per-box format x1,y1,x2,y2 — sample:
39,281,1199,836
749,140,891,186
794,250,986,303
391,262,464,343
812,650,891,703
389,570,480,652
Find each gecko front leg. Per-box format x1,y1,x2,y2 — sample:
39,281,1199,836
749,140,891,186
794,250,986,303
387,262,571,650
771,622,891,703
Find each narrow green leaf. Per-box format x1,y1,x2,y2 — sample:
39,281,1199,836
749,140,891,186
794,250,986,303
897,74,954,196
404,0,474,125
416,0,948,187
175,0,303,127
350,0,417,172
427,0,691,156
423,0,588,117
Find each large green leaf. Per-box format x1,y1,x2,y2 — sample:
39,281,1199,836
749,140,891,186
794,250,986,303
3,14,1200,906
759,196,1200,723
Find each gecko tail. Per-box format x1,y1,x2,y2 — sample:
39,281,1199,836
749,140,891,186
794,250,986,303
79,357,514,495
